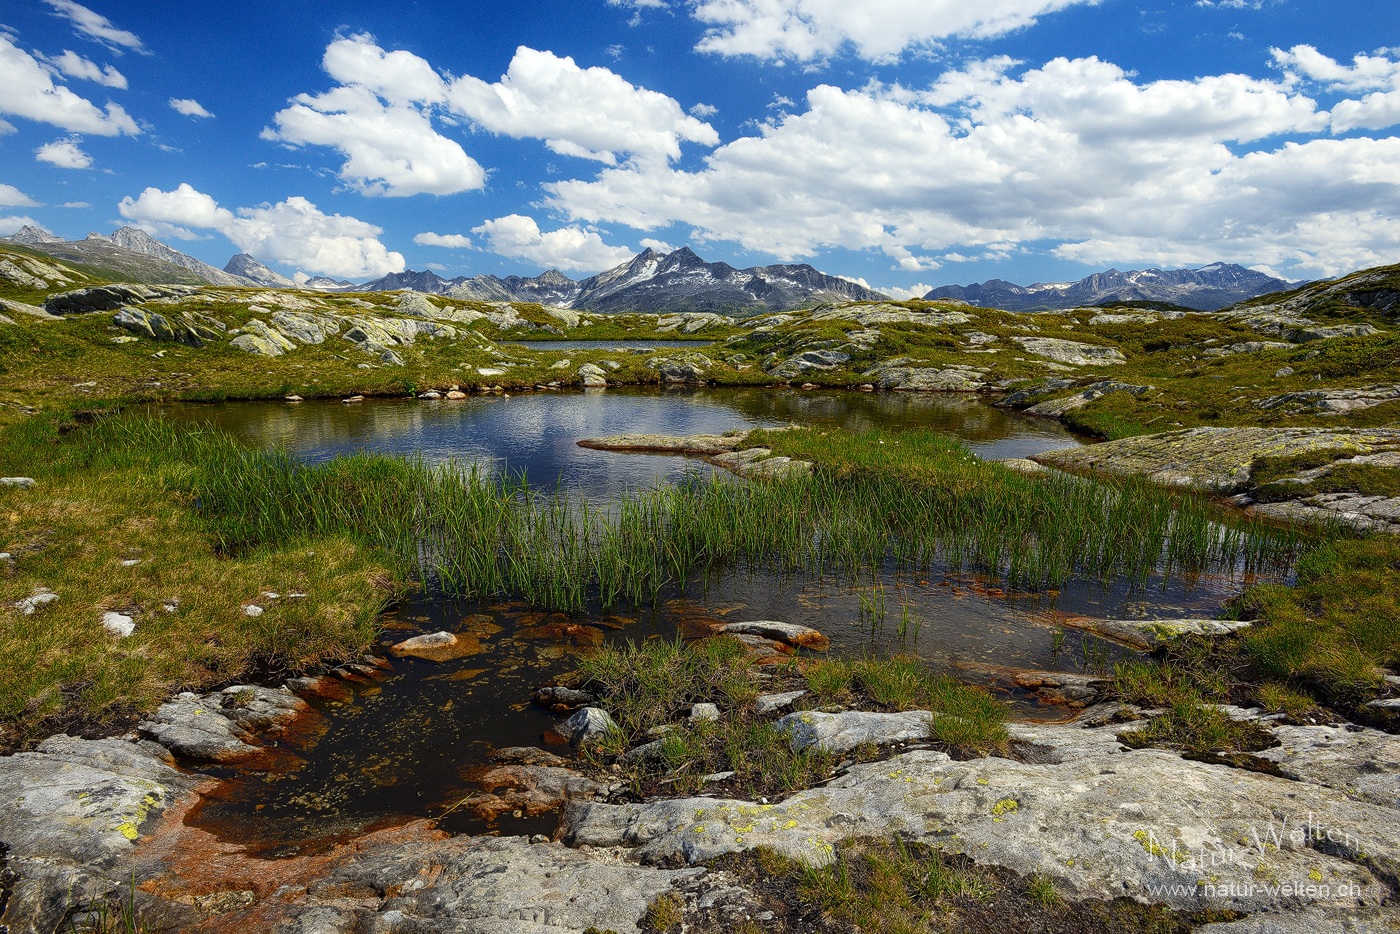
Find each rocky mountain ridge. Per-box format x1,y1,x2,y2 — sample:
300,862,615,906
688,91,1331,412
926,263,1296,312
362,247,889,314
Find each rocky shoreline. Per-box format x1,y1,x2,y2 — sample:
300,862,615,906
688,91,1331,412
3,603,1399,933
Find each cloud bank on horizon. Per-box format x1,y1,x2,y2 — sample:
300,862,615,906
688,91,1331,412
0,0,1397,286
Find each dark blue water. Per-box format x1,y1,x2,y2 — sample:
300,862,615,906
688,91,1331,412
164,386,1086,499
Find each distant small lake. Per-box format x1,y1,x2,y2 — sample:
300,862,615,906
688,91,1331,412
505,339,715,350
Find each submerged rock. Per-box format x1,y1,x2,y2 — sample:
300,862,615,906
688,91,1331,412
717,620,829,650
389,630,483,661
1058,616,1252,650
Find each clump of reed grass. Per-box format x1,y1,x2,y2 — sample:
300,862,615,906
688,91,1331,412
187,421,1309,614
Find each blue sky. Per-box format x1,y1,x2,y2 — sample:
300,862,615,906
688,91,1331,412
0,0,1397,295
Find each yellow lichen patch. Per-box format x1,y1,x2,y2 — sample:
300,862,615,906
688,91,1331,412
990,798,1019,817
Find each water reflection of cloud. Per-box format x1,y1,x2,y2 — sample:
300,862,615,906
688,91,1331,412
165,388,1084,498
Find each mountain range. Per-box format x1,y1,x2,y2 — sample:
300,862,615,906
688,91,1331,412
360,247,888,314
1,224,1301,314
923,263,1295,312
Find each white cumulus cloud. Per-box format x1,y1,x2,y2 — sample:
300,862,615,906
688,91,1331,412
264,34,717,196
414,231,473,248
445,45,719,164
0,184,41,207
37,50,126,88
36,137,92,168
169,97,213,117
0,215,40,236
472,214,635,272
0,34,139,136
545,53,1400,277
690,0,1098,62
118,183,406,278
1272,45,1400,133
43,0,146,53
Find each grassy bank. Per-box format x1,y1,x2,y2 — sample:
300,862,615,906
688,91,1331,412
0,412,395,748
1110,534,1400,754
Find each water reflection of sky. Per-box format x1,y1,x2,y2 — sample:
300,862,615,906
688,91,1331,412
163,387,1086,499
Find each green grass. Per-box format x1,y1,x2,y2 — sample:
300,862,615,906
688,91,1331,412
0,413,394,746
574,642,1006,796
716,839,1196,934
1234,535,1400,703
1251,448,1400,502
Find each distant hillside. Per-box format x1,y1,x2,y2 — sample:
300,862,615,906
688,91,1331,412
361,247,888,313
925,263,1294,312
1,227,257,287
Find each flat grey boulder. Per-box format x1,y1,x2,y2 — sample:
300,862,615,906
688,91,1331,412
1199,907,1399,934
1258,385,1400,415
0,735,198,932
1249,494,1400,533
863,358,987,391
138,685,306,760
1011,336,1126,366
259,834,710,934
767,349,850,379
1032,426,1400,493
557,707,617,747
717,620,829,650
578,432,746,455
577,362,607,387
1023,380,1154,418
1,476,36,488
1254,721,1400,808
562,718,1398,913
775,709,931,753
647,354,711,383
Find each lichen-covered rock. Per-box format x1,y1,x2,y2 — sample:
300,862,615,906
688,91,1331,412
1058,616,1252,649
230,332,284,356
811,303,972,328
272,310,335,344
113,307,176,341
1249,494,1400,533
1032,426,1400,493
395,291,439,318
1011,336,1126,366
0,735,198,933
1283,324,1381,343
767,349,850,379
647,353,711,383
562,718,1400,913
578,362,607,387
578,432,748,455
754,690,807,714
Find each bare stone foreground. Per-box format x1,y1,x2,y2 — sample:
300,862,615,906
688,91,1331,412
3,701,1399,932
